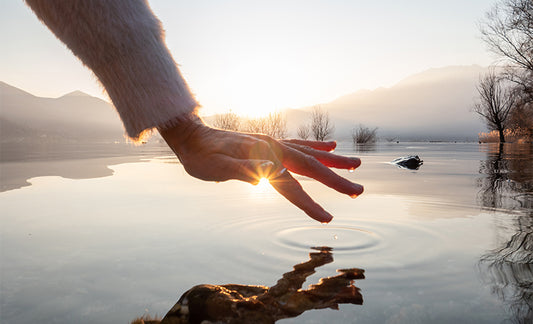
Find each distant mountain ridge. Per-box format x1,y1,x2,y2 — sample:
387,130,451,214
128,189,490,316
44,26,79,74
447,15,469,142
1,81,125,143
285,65,487,141
1,65,488,143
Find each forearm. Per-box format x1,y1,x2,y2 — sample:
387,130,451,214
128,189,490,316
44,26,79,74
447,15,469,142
25,0,199,141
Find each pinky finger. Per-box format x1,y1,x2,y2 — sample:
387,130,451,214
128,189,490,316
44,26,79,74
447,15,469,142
281,139,336,152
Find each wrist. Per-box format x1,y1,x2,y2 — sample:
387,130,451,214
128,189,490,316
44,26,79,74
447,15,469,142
158,111,205,154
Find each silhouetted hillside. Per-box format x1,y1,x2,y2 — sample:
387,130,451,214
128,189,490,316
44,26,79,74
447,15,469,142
286,65,487,141
1,65,487,143
0,81,125,143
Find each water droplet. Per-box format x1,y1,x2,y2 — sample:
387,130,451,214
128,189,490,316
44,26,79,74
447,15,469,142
349,167,355,173
350,194,359,199
334,234,338,240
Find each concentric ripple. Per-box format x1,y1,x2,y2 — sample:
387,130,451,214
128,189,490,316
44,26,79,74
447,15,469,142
276,225,381,253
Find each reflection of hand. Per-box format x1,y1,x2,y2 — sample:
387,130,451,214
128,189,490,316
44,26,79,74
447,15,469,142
159,114,363,223
155,247,364,324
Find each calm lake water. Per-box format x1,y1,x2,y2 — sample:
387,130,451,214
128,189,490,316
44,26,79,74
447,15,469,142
1,142,532,323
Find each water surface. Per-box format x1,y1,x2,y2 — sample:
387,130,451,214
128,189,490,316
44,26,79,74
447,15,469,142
1,142,532,323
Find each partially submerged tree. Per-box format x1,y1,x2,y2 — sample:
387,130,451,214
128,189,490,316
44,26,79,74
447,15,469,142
474,69,516,143
310,105,334,141
352,125,378,144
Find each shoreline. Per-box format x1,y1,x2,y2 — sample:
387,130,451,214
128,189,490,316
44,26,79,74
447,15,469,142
0,142,173,192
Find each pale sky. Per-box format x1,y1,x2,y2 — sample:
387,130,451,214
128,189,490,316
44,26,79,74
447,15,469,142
1,0,496,116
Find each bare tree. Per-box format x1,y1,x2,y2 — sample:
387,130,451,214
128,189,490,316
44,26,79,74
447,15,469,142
242,112,288,139
243,117,266,134
265,112,288,139
479,0,533,141
480,0,533,74
213,111,241,131
310,105,334,141
352,125,378,144
297,124,311,140
474,69,516,143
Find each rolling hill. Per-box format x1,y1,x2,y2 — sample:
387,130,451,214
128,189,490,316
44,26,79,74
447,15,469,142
0,81,125,143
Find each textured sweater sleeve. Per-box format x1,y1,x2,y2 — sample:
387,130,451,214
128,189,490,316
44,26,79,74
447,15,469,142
25,0,199,141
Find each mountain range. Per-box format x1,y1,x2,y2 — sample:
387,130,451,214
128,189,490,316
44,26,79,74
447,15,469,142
285,65,487,141
0,65,487,143
1,81,124,143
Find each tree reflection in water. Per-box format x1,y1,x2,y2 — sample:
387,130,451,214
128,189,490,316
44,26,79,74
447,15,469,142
477,143,533,324
353,143,377,153
156,247,364,324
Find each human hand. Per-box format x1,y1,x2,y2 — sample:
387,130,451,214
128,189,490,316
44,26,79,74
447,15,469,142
158,114,363,223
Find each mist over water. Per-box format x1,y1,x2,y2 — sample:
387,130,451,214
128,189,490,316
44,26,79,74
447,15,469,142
1,142,532,323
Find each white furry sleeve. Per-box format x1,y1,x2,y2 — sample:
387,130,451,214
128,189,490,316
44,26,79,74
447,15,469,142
25,0,199,141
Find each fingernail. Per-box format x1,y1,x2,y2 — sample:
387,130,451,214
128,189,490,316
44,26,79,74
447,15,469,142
320,212,333,223
350,185,364,198
259,161,274,170
271,167,287,179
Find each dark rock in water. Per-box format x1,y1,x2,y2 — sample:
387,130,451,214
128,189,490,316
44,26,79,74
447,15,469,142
391,155,423,170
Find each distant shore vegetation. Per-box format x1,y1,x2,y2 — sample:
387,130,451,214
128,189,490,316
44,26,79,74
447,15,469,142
212,110,288,139
211,106,379,144
478,128,532,144
352,125,378,144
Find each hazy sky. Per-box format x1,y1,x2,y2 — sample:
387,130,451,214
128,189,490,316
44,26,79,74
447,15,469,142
1,0,496,116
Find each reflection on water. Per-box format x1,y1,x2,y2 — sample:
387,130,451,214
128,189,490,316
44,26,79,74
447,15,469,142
353,143,377,153
477,143,533,210
477,143,533,324
152,247,363,324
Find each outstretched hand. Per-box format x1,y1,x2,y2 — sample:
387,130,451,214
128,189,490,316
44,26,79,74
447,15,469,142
158,114,363,223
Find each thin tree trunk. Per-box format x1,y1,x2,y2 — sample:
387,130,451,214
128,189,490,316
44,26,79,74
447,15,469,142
499,128,506,143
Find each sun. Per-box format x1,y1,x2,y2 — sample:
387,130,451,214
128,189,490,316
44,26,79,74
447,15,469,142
221,59,307,118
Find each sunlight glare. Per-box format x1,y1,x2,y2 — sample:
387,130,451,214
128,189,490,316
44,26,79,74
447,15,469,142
223,58,308,117
258,177,269,187
251,177,275,195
